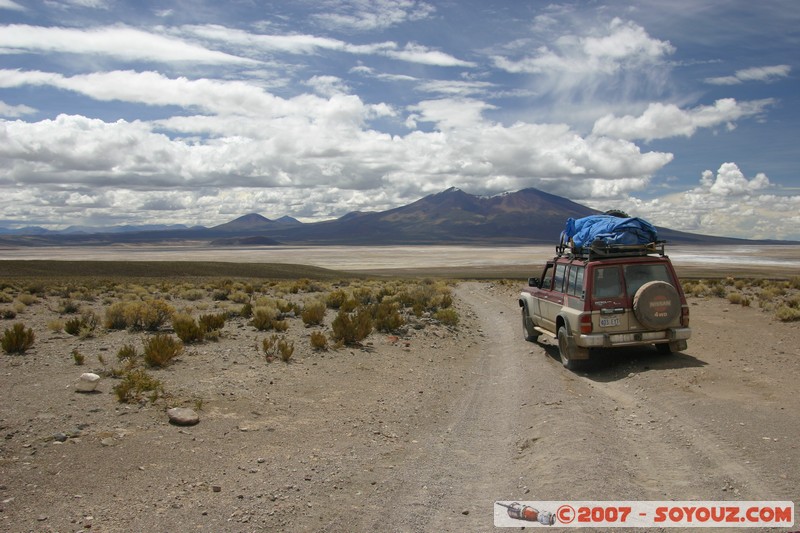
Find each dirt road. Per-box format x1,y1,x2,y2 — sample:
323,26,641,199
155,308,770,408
335,282,800,531
1,281,798,532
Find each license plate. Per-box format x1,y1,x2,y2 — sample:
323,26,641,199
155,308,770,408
600,316,621,328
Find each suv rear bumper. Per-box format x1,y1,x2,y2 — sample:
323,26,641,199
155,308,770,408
578,327,691,348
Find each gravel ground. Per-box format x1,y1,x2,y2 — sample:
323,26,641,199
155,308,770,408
1,279,798,532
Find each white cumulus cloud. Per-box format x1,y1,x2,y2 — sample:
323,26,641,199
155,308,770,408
592,98,774,141
493,18,674,75
586,163,798,240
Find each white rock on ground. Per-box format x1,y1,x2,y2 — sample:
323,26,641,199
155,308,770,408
76,373,101,392
167,407,200,426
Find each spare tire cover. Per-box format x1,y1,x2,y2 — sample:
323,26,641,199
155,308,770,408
632,281,681,330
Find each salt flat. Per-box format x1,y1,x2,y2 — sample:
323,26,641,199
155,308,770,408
1,244,798,277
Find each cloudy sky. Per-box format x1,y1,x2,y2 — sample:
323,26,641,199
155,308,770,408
0,0,798,240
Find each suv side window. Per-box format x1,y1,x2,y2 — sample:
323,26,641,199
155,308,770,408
540,264,554,289
566,265,585,298
553,263,567,293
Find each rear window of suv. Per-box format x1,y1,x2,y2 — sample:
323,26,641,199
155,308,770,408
593,263,675,299
593,266,623,298
623,263,674,296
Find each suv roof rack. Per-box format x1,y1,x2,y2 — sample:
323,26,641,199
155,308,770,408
556,240,666,261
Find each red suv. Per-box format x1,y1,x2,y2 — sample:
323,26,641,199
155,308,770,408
519,242,691,370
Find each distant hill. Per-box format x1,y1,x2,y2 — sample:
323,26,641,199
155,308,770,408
212,213,275,232
0,187,792,246
0,223,190,235
275,187,597,244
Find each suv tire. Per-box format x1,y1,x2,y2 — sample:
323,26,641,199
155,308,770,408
521,306,539,341
633,281,681,330
557,326,585,370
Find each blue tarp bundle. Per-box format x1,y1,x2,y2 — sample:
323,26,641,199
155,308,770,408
564,215,658,248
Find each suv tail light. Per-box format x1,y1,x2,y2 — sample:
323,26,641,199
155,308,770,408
681,306,690,327
579,313,593,334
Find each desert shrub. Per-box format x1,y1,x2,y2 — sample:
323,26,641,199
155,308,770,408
64,311,98,338
690,282,710,298
47,319,64,332
376,282,400,301
301,300,326,326
710,282,727,298
271,319,289,332
172,313,205,343
353,286,376,305
104,301,129,330
72,349,85,365
133,300,175,331
760,286,785,300
228,291,250,304
436,290,454,309
58,299,81,314
374,301,404,332
340,297,359,313
199,312,226,332
64,316,83,335
397,284,439,316
143,334,183,368
790,277,800,290
727,292,743,305
1,308,17,320
290,278,311,294
331,307,373,345
326,289,348,309
2,323,35,354
434,308,460,327
181,288,206,301
117,343,139,362
16,293,37,306
307,281,327,293
239,302,253,318
251,306,280,331
309,330,328,351
113,369,163,403
278,338,295,362
775,305,800,322
263,334,295,362
398,283,434,310
22,282,44,294
726,292,751,307
211,289,229,301
77,290,97,302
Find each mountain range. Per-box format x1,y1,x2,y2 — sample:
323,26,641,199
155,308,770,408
0,187,785,246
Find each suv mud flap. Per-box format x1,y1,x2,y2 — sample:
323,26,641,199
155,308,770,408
557,323,589,370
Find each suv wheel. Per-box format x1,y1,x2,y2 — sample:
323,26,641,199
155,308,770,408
557,326,585,370
521,307,539,341
633,281,681,330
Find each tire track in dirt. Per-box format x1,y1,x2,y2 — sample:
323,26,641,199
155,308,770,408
319,282,548,531
319,282,797,532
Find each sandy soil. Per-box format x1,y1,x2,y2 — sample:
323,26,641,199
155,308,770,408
1,281,798,532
